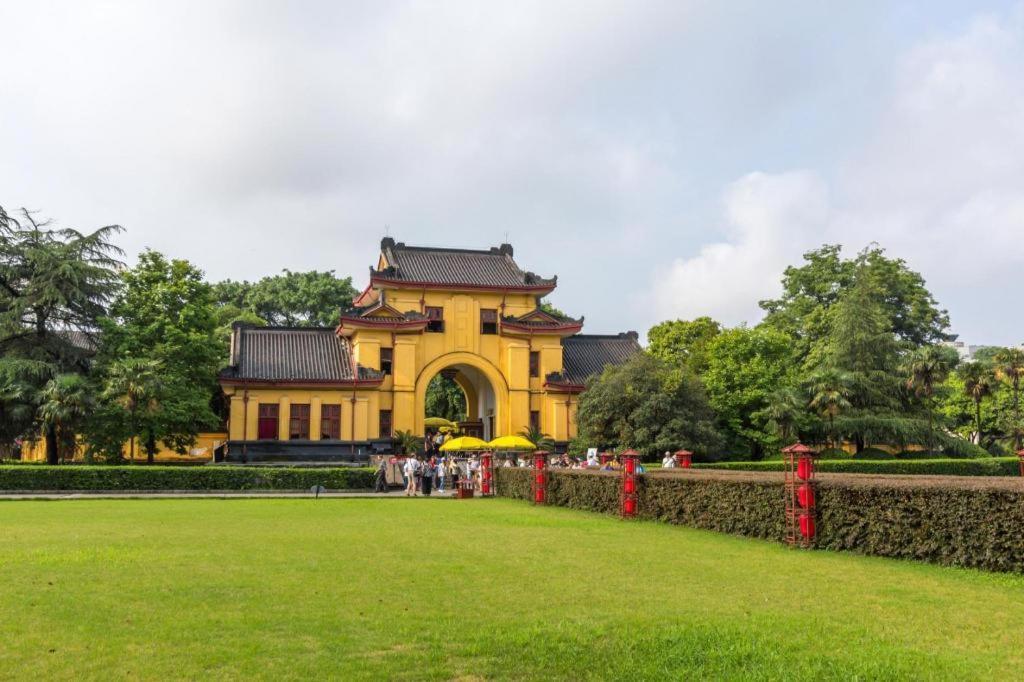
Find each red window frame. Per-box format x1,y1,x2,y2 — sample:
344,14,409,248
257,404,279,440
480,309,498,335
530,410,540,432
529,351,540,378
380,347,393,375
289,404,310,440
425,306,444,333
321,404,341,440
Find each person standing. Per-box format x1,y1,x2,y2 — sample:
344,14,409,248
437,456,447,493
662,451,675,469
374,458,388,493
403,456,419,496
421,457,435,496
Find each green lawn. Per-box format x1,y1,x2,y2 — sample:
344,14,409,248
2,499,1023,680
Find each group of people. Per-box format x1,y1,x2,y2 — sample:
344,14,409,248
423,429,452,456
399,453,481,496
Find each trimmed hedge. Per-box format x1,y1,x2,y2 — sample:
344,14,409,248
0,465,375,492
692,458,1019,477
494,467,1024,573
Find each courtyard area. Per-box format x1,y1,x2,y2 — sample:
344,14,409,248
2,498,1023,680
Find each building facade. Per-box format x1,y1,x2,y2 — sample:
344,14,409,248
219,238,640,461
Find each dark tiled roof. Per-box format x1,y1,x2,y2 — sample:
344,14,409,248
501,309,583,329
554,332,642,386
374,237,556,289
222,326,382,383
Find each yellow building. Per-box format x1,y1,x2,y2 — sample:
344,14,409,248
219,238,640,462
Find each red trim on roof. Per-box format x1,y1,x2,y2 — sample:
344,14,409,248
500,320,583,335
370,275,556,295
543,380,586,393
220,377,384,389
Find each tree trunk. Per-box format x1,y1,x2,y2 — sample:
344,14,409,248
45,425,59,465
129,435,135,464
1014,383,1021,451
146,432,156,465
975,399,983,447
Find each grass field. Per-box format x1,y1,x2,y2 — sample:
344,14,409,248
2,499,1024,680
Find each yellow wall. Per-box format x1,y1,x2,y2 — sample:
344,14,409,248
225,286,581,444
20,432,229,463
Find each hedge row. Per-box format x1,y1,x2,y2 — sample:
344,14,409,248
692,457,1020,477
0,465,375,491
494,467,1024,573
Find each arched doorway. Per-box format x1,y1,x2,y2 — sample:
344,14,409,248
414,352,508,441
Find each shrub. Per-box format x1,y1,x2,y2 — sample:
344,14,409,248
852,447,893,459
691,458,1019,476
817,447,849,459
494,467,1024,572
0,465,375,491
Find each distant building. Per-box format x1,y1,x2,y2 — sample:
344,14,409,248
218,237,641,462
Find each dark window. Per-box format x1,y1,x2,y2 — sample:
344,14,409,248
530,410,540,432
380,347,393,375
529,351,540,378
257,404,279,440
426,306,444,333
321,404,341,440
379,409,393,438
481,309,498,335
289,404,310,440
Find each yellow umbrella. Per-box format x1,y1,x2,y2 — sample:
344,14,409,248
424,417,455,429
487,435,536,451
439,436,489,452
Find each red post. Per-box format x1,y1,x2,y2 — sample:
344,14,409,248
674,449,693,469
782,442,818,548
480,452,494,496
532,451,548,505
599,452,611,465
620,448,640,518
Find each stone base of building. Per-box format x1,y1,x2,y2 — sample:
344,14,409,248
224,439,395,464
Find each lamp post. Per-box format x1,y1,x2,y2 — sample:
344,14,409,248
480,451,494,496
781,442,819,547
532,451,549,505
620,448,640,518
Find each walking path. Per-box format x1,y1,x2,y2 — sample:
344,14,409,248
0,490,464,500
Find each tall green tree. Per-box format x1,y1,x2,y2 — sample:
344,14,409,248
37,374,92,463
902,345,957,451
806,368,853,449
576,352,721,459
702,326,796,457
753,387,808,447
424,374,467,423
91,251,221,461
760,244,951,361
993,347,1024,450
958,362,995,446
646,316,722,375
101,358,162,464
0,206,123,460
213,270,357,327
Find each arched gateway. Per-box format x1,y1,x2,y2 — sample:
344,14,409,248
219,238,640,462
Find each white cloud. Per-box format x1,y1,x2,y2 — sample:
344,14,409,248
649,9,1024,344
652,171,828,326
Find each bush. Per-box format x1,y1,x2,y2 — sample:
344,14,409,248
852,447,893,459
817,447,849,459
691,458,1019,476
495,467,1024,572
0,465,375,491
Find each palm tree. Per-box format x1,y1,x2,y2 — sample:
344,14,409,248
37,374,92,463
102,359,162,464
755,387,805,445
902,345,956,452
394,429,423,455
994,348,1024,450
807,369,853,450
518,424,555,451
959,362,994,446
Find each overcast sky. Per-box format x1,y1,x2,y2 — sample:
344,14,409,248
2,1,1023,345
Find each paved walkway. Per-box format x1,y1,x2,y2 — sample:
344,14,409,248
0,490,465,500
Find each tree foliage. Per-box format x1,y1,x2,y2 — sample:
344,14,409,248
424,374,467,423
646,316,721,374
576,352,721,460
212,270,357,328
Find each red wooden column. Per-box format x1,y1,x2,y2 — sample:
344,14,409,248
674,449,693,468
620,448,640,518
1018,449,1024,477
599,451,611,466
480,452,494,496
782,442,818,548
532,451,549,505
